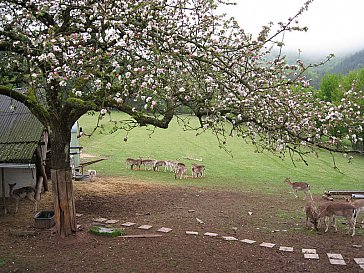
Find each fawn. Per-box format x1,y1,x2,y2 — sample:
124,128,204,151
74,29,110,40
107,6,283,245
284,177,312,200
8,183,37,213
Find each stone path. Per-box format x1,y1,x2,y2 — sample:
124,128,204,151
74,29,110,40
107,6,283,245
91,217,364,271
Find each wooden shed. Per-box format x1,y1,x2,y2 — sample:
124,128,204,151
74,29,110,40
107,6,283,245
0,95,48,214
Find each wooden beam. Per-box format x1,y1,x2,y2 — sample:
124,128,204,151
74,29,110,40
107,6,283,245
325,190,364,196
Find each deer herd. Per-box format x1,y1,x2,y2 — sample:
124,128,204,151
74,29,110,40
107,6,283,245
284,177,363,236
125,158,206,179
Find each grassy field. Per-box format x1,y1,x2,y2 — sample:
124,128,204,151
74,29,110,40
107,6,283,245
78,111,364,196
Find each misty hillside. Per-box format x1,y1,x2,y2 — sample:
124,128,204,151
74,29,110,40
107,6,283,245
298,49,364,87
329,49,364,74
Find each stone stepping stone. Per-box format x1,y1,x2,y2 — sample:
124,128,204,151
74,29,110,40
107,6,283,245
93,217,108,223
138,225,153,230
185,231,199,235
279,246,294,252
327,253,343,260
221,236,238,241
259,242,275,248
157,227,172,233
354,258,364,265
105,219,119,224
304,253,319,260
327,253,346,265
329,259,346,265
121,222,137,227
302,248,317,254
360,265,364,270
240,239,256,244
204,232,218,237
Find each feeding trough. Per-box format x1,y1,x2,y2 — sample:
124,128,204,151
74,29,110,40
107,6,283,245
34,211,55,229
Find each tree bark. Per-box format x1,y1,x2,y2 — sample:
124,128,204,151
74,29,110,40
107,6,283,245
50,123,76,237
51,168,76,237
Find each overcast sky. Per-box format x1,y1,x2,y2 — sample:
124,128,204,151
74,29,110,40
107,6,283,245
221,0,364,58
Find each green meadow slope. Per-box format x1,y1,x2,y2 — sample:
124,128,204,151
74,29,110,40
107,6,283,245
78,111,364,195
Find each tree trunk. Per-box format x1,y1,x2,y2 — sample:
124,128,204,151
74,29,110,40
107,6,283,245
51,168,76,237
50,124,76,237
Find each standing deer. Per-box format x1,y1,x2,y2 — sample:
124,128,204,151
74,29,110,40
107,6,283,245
316,202,357,236
174,163,187,179
284,177,312,200
191,163,205,178
8,183,38,213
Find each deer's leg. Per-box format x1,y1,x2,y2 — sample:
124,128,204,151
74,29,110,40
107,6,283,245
351,218,356,236
27,193,37,212
333,217,338,232
324,216,330,232
15,199,19,214
293,190,298,198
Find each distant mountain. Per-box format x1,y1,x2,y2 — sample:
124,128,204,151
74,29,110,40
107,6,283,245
293,49,364,88
329,49,364,74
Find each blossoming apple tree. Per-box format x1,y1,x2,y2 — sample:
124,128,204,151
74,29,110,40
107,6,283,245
0,0,363,236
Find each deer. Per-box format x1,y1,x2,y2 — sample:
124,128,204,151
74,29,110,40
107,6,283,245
191,163,205,178
345,196,364,225
141,159,157,170
166,160,179,172
174,163,187,179
305,199,333,231
305,200,319,230
125,158,142,170
284,177,312,200
8,183,38,214
316,202,357,236
154,160,167,172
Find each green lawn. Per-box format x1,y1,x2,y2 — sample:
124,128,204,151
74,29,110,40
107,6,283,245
78,111,364,195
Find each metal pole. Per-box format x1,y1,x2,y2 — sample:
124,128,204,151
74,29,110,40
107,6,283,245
1,168,6,215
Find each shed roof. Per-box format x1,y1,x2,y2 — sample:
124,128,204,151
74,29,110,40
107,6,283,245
0,95,44,163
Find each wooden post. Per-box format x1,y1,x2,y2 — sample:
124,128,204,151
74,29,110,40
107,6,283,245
36,146,49,191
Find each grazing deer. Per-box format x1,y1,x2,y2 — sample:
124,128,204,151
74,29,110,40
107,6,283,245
284,177,312,200
174,163,187,179
141,159,157,170
125,158,142,170
166,160,179,172
154,160,167,172
346,197,364,225
305,201,319,230
191,163,205,178
8,183,37,213
305,199,332,231
316,202,357,236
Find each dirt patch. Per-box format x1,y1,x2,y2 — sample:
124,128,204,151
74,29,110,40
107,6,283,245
0,176,363,273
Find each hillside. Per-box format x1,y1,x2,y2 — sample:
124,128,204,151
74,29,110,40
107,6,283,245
300,49,364,87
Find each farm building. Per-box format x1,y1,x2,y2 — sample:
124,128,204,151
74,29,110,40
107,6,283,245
0,94,48,213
